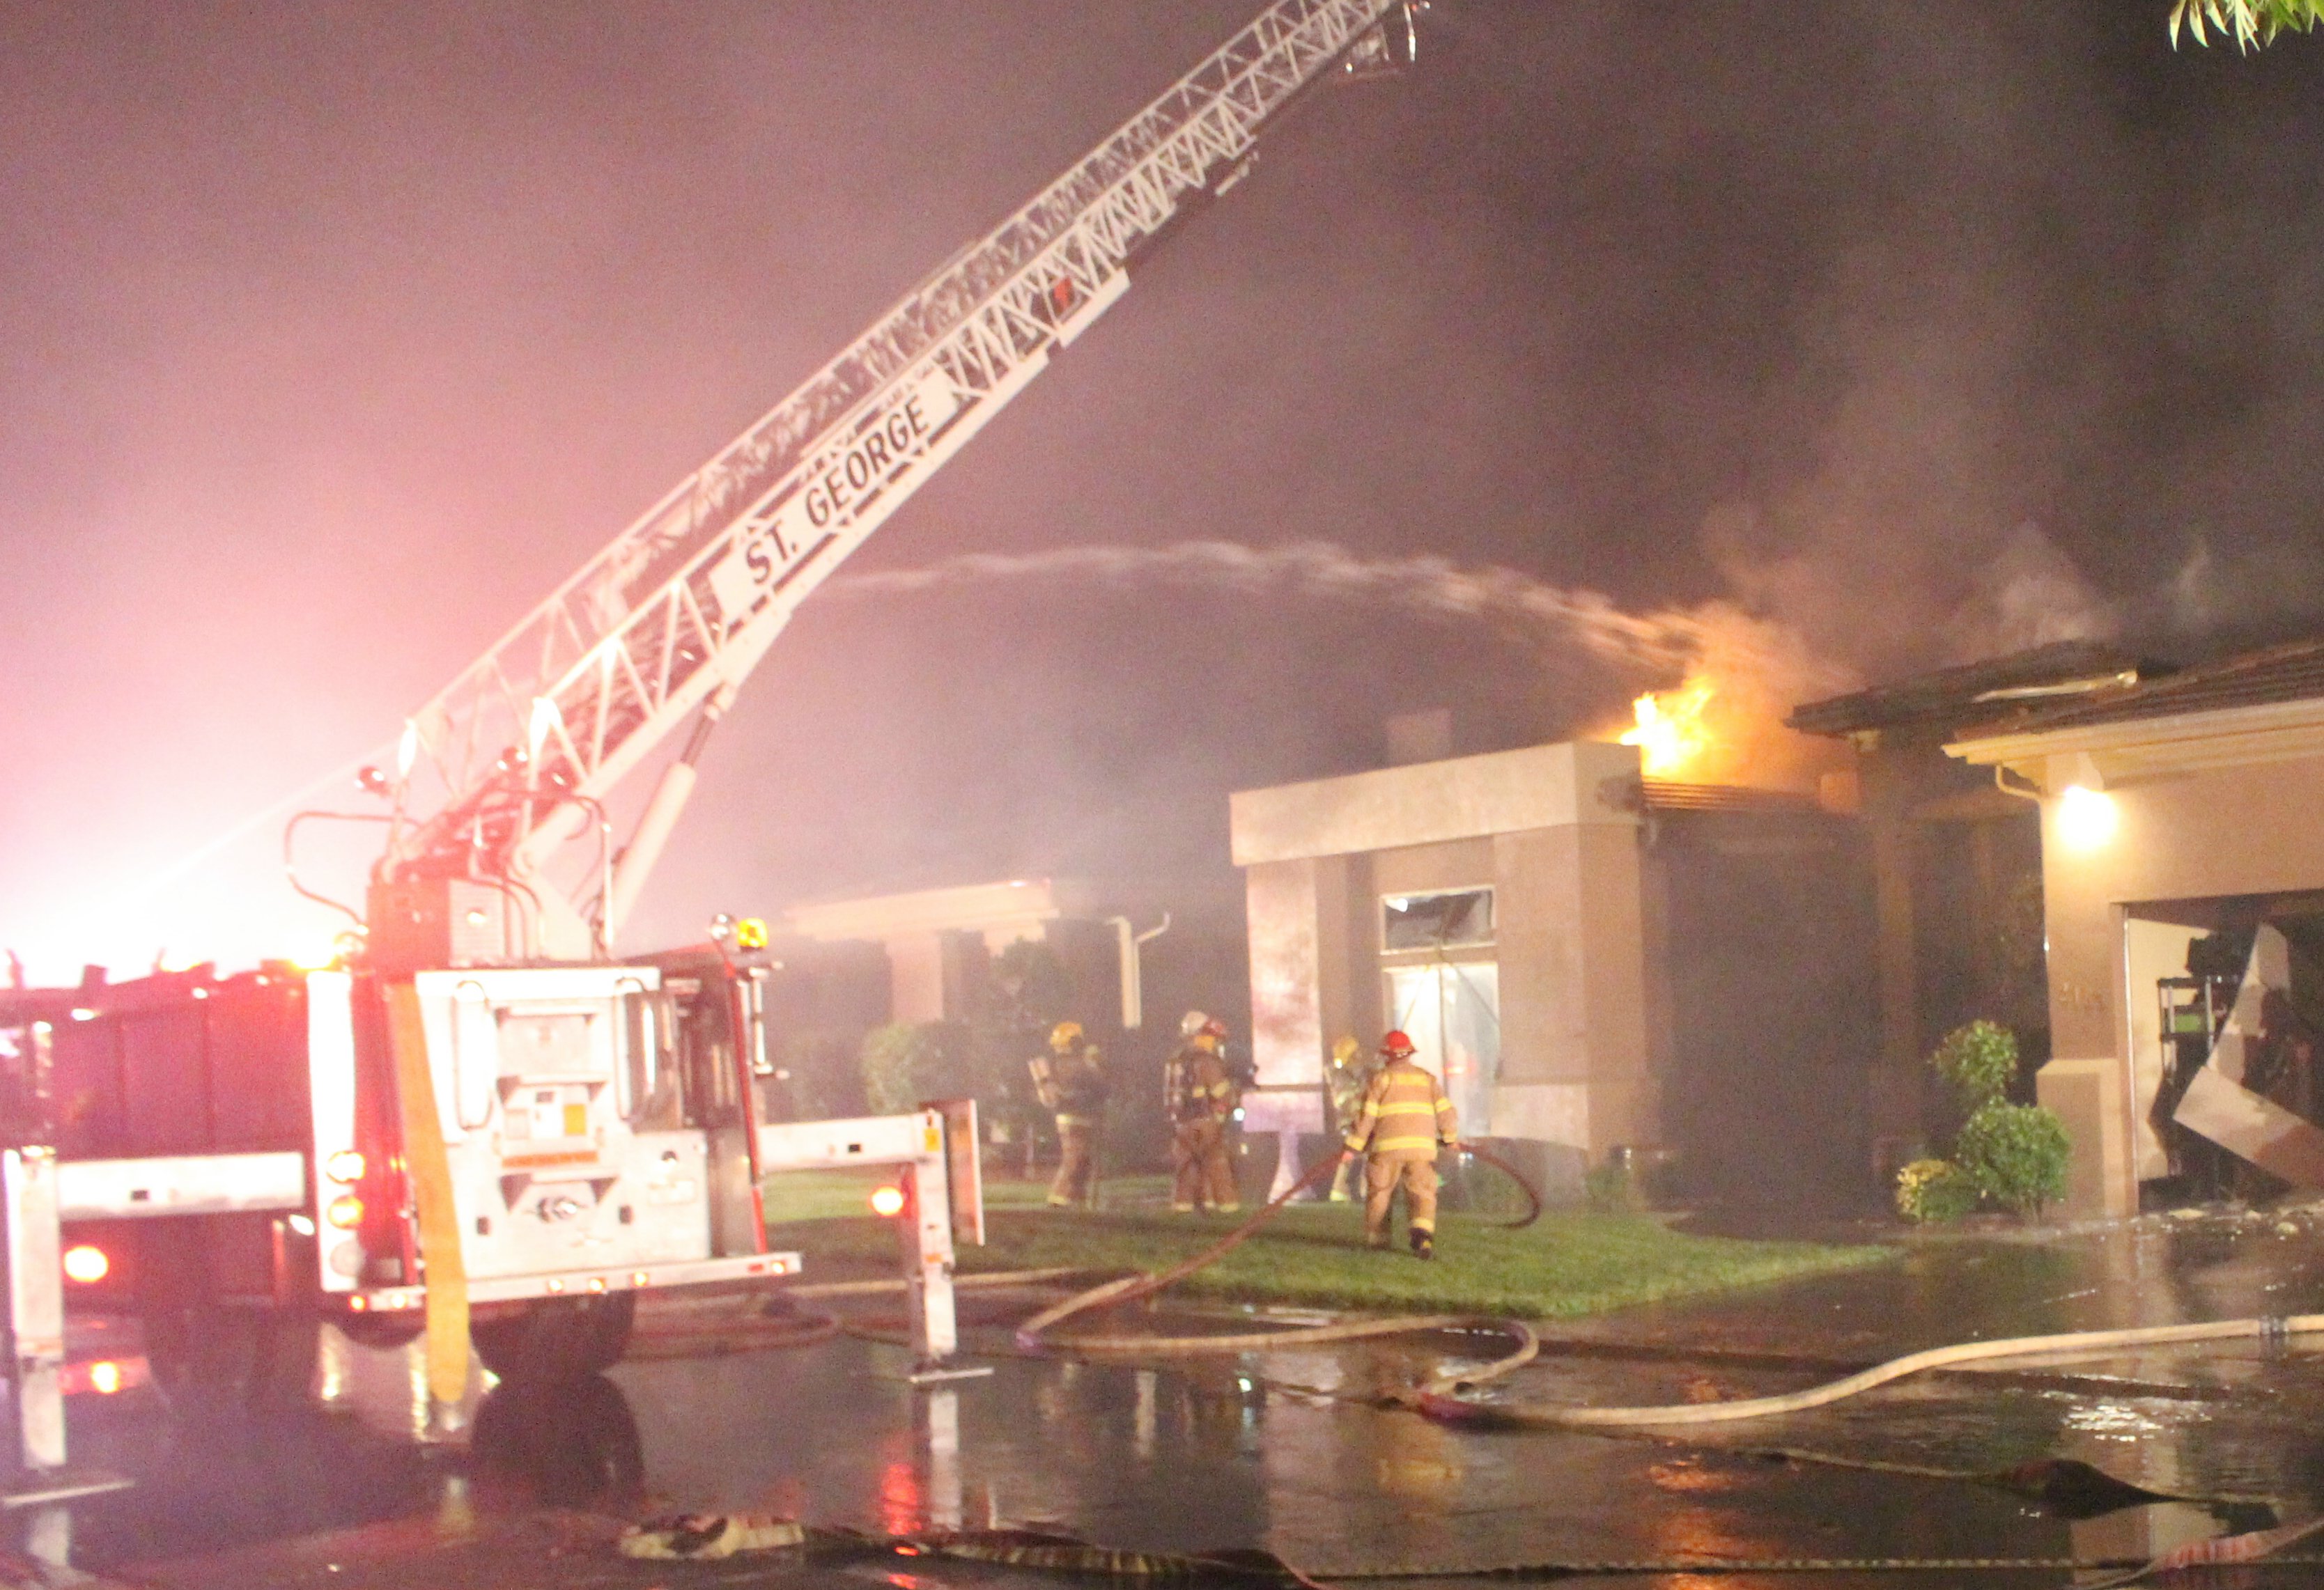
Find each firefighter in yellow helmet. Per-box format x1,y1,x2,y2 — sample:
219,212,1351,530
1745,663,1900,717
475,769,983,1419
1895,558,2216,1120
1165,1015,1239,1214
1324,1034,1372,1202
1338,1029,1457,1258
1030,1020,1107,1208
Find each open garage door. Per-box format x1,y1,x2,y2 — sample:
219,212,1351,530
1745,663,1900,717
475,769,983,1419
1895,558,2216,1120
2130,897,2324,1201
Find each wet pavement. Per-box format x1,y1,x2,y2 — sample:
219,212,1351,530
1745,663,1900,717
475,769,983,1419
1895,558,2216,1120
15,1203,2324,1588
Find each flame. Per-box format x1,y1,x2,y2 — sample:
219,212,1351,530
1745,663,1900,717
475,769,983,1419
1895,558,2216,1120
1620,676,1718,779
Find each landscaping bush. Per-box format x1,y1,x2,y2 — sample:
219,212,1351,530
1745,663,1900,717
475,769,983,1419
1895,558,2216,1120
859,1021,970,1114
773,1030,865,1120
1896,1020,2073,1223
1931,1020,2019,1109
1894,1158,1980,1224
1584,1160,1644,1215
1954,1100,2071,1217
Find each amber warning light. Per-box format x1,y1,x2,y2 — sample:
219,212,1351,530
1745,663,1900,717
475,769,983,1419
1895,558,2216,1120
63,1358,145,1396
869,1184,908,1217
62,1245,109,1284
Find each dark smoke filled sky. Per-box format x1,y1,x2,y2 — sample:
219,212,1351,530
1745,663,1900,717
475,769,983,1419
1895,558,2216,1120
4,1,2324,977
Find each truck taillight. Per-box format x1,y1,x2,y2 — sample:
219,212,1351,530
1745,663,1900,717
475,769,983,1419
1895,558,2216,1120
869,1184,907,1217
325,1195,364,1230
62,1245,109,1284
325,1150,366,1184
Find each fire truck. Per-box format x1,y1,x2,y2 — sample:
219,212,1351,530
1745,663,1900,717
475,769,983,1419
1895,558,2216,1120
0,0,1423,1475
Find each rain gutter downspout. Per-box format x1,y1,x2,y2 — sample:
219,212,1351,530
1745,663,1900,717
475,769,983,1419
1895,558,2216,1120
1994,763,2044,802
1108,914,1171,1030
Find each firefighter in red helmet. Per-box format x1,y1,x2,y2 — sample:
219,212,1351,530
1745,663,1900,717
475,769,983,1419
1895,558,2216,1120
1338,1029,1457,1258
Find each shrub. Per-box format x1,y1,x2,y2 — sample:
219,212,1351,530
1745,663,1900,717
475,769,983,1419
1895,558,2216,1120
1894,1158,1980,1224
774,1031,865,1120
1932,1020,2020,1110
1955,1100,2071,1217
988,940,1074,1028
1584,1160,1643,1215
859,1022,970,1115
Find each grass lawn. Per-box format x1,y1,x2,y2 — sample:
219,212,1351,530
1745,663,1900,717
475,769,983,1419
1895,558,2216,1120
759,1166,1098,1224
763,1170,1893,1318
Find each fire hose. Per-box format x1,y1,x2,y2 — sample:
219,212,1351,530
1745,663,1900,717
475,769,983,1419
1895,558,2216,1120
1411,1311,2324,1426
734,1148,1543,1357
1012,1141,1542,1362
628,1270,1130,1357
986,1156,2324,1584
615,1516,2324,1586
628,1148,2324,1587
687,1148,2324,1443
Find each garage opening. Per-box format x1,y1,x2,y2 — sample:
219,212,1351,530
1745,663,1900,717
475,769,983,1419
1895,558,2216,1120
2125,891,2324,1207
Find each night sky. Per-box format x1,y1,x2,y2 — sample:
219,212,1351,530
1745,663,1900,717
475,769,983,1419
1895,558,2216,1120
5,1,2324,979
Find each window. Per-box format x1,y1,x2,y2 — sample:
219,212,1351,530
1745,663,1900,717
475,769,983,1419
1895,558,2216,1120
618,982,683,1130
1384,962,1500,1137
1384,887,1494,952
449,981,497,1131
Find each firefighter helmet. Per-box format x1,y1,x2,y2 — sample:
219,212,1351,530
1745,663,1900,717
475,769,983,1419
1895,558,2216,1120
1179,1010,1211,1039
1050,1020,1084,1051
1379,1029,1418,1060
1200,1017,1229,1040
1331,1034,1361,1066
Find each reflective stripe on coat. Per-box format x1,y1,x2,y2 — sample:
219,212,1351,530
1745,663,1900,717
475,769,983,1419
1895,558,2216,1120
1343,1058,1456,1158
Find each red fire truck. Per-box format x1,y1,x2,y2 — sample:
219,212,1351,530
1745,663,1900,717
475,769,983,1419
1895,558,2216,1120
0,0,1423,1483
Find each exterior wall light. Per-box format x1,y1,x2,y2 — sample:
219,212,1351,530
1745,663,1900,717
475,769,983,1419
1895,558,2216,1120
2056,784,2118,849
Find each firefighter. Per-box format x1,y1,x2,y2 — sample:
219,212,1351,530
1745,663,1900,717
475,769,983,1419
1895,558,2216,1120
1339,1030,1457,1258
1165,1014,1239,1214
1324,1034,1371,1202
1029,1020,1108,1208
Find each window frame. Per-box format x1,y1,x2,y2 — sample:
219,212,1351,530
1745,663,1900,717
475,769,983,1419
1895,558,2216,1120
1380,885,1496,955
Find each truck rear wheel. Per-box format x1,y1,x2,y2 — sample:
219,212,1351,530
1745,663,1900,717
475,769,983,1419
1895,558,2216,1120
334,1311,427,1352
472,1372,642,1502
470,1292,635,1383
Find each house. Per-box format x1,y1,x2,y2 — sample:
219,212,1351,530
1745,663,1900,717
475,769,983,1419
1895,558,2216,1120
1788,641,2166,1173
1230,740,1877,1206
782,878,1141,1030
1947,637,2324,1217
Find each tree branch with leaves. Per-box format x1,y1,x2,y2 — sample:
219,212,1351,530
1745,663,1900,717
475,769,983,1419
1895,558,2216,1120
2172,0,2324,50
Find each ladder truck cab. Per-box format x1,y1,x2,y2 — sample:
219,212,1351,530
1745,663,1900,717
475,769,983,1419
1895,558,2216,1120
13,0,1424,1433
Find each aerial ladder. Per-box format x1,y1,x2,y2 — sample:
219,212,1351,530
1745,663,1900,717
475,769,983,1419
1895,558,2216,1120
0,0,1425,1494
364,0,1425,969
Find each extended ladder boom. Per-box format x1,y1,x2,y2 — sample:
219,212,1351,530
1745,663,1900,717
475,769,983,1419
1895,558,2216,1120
375,0,1415,955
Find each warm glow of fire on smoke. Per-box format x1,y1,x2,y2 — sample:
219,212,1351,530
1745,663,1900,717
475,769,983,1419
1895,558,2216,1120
1619,677,1718,779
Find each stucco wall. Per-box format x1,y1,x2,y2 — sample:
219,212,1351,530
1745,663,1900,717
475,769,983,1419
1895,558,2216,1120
1232,740,1642,865
1246,858,1326,1094
1370,837,1495,902
1487,825,1653,1154
1234,740,1651,1160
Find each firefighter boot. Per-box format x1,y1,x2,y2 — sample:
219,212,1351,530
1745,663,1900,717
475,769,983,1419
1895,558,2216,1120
1410,1229,1434,1261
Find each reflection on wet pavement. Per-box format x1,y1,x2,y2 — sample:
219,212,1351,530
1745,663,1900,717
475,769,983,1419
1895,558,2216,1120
16,1209,2324,1588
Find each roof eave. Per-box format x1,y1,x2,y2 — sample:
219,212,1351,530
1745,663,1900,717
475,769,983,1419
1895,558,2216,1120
1946,694,2324,780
